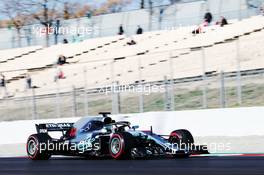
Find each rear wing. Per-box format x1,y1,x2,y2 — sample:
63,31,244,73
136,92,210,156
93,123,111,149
36,123,74,133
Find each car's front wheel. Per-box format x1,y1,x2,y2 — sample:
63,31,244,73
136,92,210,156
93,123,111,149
169,129,194,158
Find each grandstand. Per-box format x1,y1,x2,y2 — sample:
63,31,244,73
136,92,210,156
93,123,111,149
0,4,264,120
1,15,264,97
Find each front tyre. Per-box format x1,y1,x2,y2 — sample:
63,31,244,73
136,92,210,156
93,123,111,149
109,132,134,160
169,129,194,158
169,129,194,145
26,134,52,160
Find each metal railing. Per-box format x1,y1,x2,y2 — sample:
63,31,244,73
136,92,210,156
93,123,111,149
0,68,264,121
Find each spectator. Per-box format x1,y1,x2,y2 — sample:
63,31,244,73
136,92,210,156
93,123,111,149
76,34,83,42
0,74,5,88
204,11,213,24
216,16,228,27
140,0,145,9
260,4,264,15
192,20,209,34
0,74,7,97
54,68,65,82
127,38,137,46
136,25,143,35
57,55,68,65
72,34,83,43
58,69,65,79
118,25,124,35
63,38,69,44
26,74,32,89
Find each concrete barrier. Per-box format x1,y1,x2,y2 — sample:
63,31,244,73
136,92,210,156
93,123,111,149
127,107,264,137
0,107,264,156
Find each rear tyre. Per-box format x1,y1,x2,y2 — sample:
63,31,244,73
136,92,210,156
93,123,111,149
109,132,134,160
169,129,194,158
26,134,52,160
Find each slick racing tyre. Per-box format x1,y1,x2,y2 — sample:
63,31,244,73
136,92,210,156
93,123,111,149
169,129,194,158
109,132,134,160
169,129,194,146
26,134,52,160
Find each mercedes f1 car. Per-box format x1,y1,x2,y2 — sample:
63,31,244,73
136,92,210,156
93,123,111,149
26,112,208,160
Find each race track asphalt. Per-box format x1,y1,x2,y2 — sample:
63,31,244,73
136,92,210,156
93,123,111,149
0,156,264,175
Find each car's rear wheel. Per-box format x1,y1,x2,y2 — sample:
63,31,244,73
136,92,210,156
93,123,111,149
27,134,52,160
109,132,134,160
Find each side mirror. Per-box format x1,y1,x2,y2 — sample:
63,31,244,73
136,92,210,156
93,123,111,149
132,125,139,130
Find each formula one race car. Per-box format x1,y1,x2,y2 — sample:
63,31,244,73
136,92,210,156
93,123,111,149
26,112,208,160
